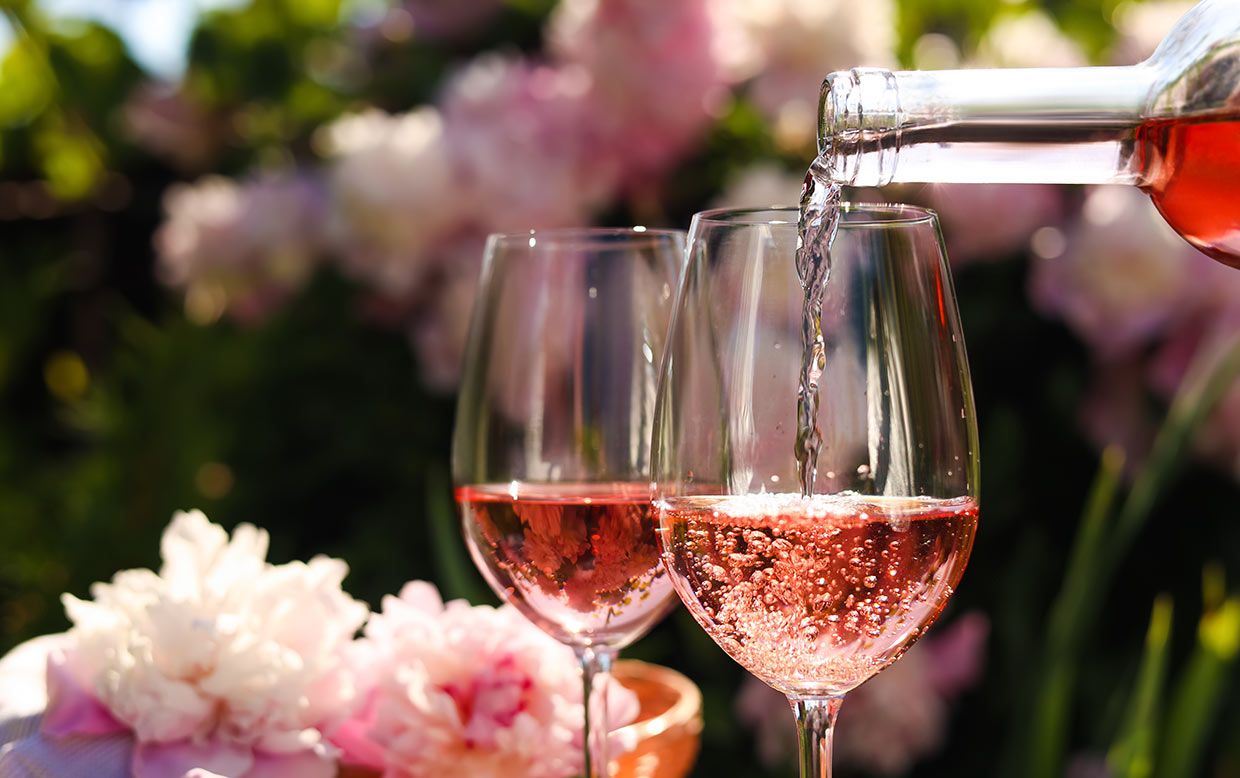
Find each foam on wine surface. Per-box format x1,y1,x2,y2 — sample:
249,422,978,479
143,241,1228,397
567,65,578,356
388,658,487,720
458,482,677,648
656,492,977,696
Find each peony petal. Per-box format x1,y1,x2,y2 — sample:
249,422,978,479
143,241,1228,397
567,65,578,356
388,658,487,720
330,696,386,771
133,740,253,778
0,726,133,778
0,634,68,719
244,749,337,778
41,649,127,737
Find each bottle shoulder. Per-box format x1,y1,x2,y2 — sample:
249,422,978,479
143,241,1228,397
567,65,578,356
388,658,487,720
1145,0,1240,115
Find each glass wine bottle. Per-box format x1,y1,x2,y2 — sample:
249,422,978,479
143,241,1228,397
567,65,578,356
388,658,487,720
815,0,1240,266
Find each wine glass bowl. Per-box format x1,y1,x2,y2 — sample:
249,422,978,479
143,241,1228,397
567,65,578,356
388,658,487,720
652,205,978,772
452,227,685,777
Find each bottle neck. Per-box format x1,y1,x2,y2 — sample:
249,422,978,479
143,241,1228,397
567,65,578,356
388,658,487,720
819,66,1159,186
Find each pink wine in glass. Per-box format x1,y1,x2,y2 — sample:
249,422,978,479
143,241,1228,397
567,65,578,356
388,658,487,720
458,482,677,647
656,492,978,695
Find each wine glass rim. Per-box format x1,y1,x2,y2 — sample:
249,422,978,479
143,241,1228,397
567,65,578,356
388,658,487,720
486,226,687,248
693,203,938,227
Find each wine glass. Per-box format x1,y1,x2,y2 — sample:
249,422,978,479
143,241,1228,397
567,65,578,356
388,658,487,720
652,205,979,777
452,227,685,778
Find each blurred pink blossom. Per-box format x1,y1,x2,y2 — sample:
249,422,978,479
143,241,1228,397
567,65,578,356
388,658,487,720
925,183,1064,266
1109,1,1195,65
708,161,804,210
439,55,617,232
321,107,465,300
548,0,728,188
1148,308,1240,479
1077,358,1159,474
405,244,484,392
710,0,894,149
973,10,1088,68
401,0,503,39
123,83,221,172
335,581,639,778
735,613,988,775
1028,186,1217,359
154,173,326,325
1065,753,1109,778
1033,186,1240,477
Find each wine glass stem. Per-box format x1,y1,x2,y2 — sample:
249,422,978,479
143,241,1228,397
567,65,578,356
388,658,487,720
790,695,844,778
576,645,618,778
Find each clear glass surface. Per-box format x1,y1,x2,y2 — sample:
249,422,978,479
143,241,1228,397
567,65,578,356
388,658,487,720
452,227,685,778
652,206,980,777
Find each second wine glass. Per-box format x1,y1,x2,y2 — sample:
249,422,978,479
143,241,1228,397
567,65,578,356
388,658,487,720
653,205,980,777
452,227,685,778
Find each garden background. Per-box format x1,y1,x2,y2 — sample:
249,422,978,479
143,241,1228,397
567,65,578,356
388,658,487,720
2,0,1239,775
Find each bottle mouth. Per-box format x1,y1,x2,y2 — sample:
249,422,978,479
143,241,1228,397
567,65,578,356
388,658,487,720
819,68,902,187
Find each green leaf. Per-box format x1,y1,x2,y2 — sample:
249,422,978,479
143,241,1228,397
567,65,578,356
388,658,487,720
35,124,104,200
0,37,54,127
426,464,494,606
282,0,343,27
1157,596,1240,777
1107,595,1174,778
1026,445,1124,778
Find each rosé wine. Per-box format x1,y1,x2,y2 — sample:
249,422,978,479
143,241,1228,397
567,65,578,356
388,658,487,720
458,482,677,648
655,492,977,696
794,161,841,495
1138,113,1240,268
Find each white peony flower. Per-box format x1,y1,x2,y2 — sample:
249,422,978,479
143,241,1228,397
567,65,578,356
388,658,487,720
320,107,465,298
712,0,895,149
55,510,370,778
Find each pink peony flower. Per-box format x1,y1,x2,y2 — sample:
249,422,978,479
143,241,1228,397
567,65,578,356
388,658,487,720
154,174,326,325
49,510,370,778
735,613,988,775
335,581,639,778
